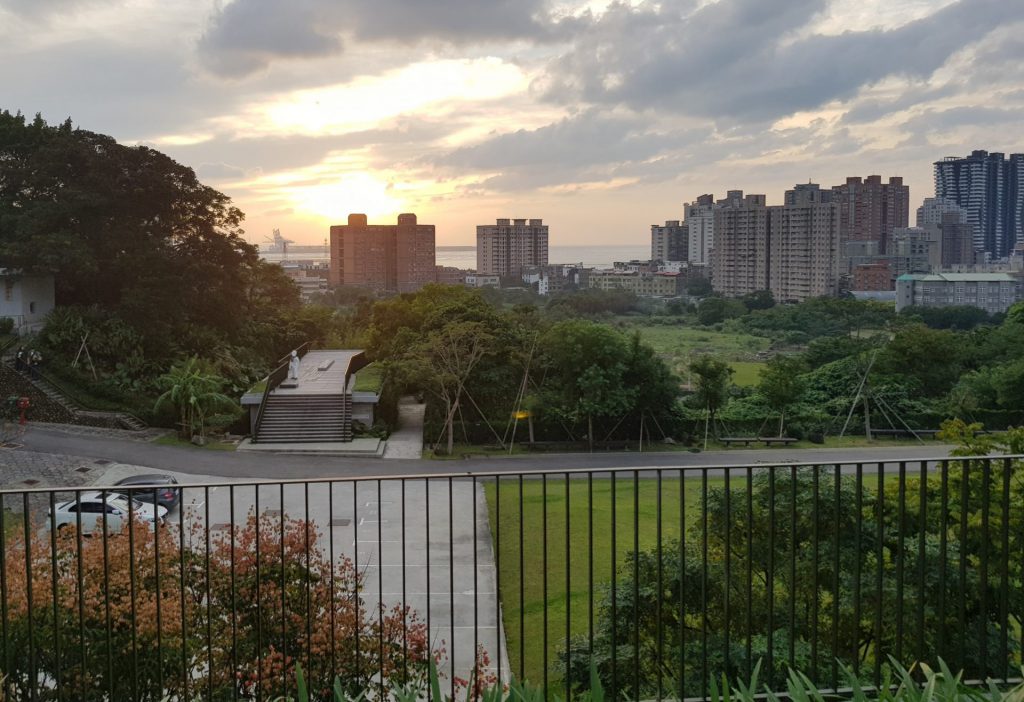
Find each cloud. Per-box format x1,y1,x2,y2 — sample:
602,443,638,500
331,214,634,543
198,0,556,77
536,0,1023,123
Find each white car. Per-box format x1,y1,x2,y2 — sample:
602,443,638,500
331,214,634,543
50,491,168,535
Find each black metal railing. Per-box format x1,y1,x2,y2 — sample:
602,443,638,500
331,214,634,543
0,456,1021,700
252,342,310,443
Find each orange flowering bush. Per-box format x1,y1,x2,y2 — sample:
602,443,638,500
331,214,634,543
0,511,435,701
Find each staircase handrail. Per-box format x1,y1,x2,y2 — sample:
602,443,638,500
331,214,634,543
253,342,311,444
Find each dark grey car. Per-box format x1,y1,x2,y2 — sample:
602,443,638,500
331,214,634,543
113,474,181,511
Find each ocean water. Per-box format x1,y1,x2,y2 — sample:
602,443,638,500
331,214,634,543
260,244,652,269
437,244,649,270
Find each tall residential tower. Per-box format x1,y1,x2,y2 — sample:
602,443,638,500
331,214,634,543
329,213,436,292
476,218,549,276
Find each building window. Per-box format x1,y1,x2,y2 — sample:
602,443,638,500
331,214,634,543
3,281,11,302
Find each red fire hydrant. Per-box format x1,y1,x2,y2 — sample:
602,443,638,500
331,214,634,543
17,397,29,425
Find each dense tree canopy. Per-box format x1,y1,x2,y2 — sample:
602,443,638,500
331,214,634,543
0,112,303,408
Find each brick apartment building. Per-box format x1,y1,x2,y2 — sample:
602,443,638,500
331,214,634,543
329,213,435,293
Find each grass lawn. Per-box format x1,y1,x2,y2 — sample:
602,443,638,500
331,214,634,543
620,323,772,385
485,470,925,686
485,475,725,686
353,364,384,393
728,361,765,387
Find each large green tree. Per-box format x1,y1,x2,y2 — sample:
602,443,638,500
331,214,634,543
0,111,301,390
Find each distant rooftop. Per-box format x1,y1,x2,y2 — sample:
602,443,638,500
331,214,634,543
897,273,1019,282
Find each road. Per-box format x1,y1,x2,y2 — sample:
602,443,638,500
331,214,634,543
16,425,958,480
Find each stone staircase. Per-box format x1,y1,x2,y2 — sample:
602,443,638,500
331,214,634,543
4,361,147,431
255,393,352,443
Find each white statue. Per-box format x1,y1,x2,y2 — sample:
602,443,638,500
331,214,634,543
288,350,300,380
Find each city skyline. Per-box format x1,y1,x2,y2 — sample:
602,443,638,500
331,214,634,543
3,0,1022,246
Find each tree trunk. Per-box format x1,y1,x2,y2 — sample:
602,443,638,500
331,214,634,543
447,397,459,455
862,394,872,441
588,415,593,453
528,415,535,444
778,410,785,438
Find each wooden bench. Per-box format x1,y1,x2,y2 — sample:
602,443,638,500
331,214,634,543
758,436,798,446
721,437,756,447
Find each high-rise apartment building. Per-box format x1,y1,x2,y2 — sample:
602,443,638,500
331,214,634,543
831,175,909,254
934,150,1024,259
771,184,840,302
651,220,688,262
711,186,841,302
711,191,769,297
684,194,715,264
329,213,435,292
476,218,548,276
917,197,965,227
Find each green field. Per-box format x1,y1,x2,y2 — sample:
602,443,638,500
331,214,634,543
620,322,772,387
485,475,723,686
353,364,384,393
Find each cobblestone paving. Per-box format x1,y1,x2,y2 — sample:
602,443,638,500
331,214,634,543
0,446,155,518
26,422,171,442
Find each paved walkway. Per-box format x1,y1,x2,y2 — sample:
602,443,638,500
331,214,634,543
383,397,426,459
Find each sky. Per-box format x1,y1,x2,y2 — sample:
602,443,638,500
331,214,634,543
1,0,1023,247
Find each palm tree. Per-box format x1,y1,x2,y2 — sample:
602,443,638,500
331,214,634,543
154,357,237,440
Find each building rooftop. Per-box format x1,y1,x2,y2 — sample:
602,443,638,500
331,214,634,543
897,273,1019,282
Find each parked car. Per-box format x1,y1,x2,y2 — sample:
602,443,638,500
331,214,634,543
113,474,181,511
50,491,167,535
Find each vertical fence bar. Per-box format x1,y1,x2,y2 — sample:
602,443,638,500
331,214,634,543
680,470,686,699
633,471,640,702
917,460,927,666
789,466,797,671
811,466,819,683
542,474,549,696
724,467,731,682
494,476,501,691
449,477,456,702
958,460,969,673
278,483,287,698
354,482,361,688
399,479,406,686
229,485,238,702
305,483,313,690
179,486,188,702
746,466,753,681
128,492,139,701
76,491,86,701
565,472,571,702
938,461,948,663
473,476,480,699
154,487,163,702
999,458,1011,680
853,464,862,675
588,472,594,661
979,458,991,676
873,464,884,686
656,469,664,701
23,493,36,702
611,473,618,699
253,484,261,699
380,479,387,702
48,492,61,700
895,461,906,665
518,475,524,681
831,464,841,689
701,469,708,698
206,487,213,702
0,498,6,699
766,468,775,689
